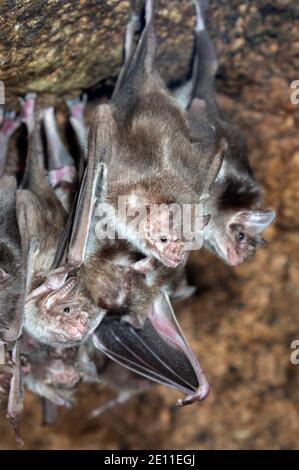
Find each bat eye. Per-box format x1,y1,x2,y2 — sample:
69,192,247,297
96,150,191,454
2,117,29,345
63,307,70,313
160,236,168,243
238,232,245,241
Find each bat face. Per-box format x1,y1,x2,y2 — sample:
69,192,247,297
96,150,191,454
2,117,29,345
25,278,92,347
142,207,189,268
121,190,204,269
204,208,276,266
42,278,90,340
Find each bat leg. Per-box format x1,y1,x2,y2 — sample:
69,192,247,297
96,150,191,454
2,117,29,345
66,94,88,159
43,106,77,210
0,110,21,176
20,92,36,135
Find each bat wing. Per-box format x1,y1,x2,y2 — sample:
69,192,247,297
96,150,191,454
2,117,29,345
93,291,209,406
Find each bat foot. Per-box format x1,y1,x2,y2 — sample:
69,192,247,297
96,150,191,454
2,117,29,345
66,94,87,120
0,110,21,139
48,164,77,187
176,383,210,407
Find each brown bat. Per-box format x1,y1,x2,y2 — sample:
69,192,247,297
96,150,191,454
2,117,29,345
174,0,275,266
22,339,80,409
20,94,154,347
89,0,212,406
88,0,226,271
18,94,93,348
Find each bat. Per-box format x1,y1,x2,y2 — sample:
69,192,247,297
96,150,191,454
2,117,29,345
23,346,80,409
90,0,212,407
20,94,144,346
18,94,88,347
175,0,275,266
88,0,226,270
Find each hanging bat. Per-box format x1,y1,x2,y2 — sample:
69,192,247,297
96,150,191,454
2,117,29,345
88,0,227,270
175,0,275,266
19,94,152,346
22,342,80,409
89,0,212,407
17,94,91,347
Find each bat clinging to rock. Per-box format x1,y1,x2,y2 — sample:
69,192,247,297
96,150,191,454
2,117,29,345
88,0,226,270
175,0,275,266
18,95,93,347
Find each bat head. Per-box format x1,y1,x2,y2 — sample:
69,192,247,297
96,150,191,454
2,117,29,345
204,208,275,266
41,277,90,343
0,267,11,284
120,182,208,268
25,277,92,346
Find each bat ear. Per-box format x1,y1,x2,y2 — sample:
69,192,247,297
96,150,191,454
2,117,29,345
234,210,276,234
0,268,11,283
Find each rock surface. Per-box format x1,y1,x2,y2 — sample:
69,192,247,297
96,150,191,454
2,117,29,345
1,0,299,451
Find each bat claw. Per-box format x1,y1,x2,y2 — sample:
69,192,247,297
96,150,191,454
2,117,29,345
176,382,210,407
66,94,87,119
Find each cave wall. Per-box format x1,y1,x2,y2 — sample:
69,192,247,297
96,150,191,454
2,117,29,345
1,0,298,106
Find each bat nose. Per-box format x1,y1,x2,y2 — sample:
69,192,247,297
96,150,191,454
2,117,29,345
93,292,209,406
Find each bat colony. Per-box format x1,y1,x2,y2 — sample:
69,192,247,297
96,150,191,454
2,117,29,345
0,0,275,439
